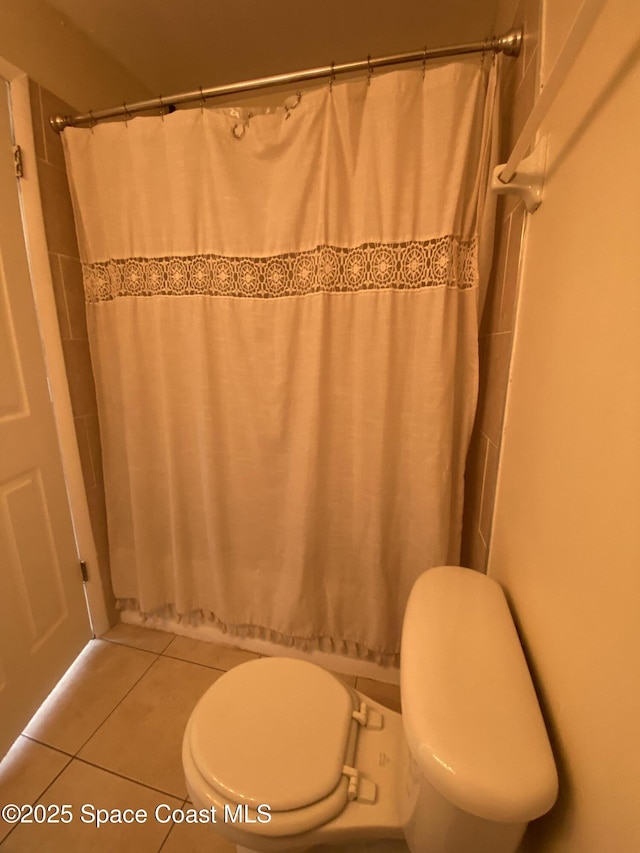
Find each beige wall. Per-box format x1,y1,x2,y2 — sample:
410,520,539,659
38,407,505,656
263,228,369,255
488,0,640,850
461,0,541,570
0,0,148,110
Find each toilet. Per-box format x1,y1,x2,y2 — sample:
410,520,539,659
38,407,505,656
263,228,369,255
182,566,558,853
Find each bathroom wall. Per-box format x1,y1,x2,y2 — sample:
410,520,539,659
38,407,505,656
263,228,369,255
0,0,148,110
488,0,640,850
460,0,541,571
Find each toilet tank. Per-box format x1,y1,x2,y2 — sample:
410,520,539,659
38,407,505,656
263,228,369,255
400,566,558,826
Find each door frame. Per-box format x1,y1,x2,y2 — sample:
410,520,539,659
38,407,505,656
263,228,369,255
1,57,109,637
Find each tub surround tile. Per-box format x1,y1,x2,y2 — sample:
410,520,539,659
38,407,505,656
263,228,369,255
331,671,358,688
74,416,96,490
479,208,509,337
0,737,70,843
461,0,541,568
84,485,110,565
48,252,71,339
356,678,402,713
24,640,155,755
38,87,74,171
479,439,500,545
37,159,79,258
103,622,174,654
460,504,488,573
84,413,105,487
464,422,489,525
61,339,98,417
500,204,526,332
0,759,179,853
59,254,88,340
476,332,514,448
162,636,260,671
78,656,222,799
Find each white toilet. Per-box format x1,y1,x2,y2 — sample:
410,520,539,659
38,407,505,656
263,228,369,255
182,566,558,853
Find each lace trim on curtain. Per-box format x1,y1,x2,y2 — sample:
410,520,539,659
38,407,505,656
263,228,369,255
116,598,400,667
83,235,477,302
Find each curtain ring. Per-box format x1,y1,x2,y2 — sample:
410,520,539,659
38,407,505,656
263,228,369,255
122,102,130,127
158,94,165,121
231,113,252,139
367,55,373,86
88,109,96,134
199,86,206,114
329,61,336,94
422,46,428,80
284,91,301,120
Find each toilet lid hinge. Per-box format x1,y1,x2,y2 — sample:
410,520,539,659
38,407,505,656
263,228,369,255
342,765,377,804
352,701,383,730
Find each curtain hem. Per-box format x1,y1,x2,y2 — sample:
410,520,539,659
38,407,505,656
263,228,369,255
116,598,400,667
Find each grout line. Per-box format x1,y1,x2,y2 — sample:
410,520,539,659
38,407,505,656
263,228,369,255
71,645,160,756
19,734,74,759
157,822,175,852
72,755,186,802
0,745,72,847
160,650,228,673
101,635,174,655
156,796,191,853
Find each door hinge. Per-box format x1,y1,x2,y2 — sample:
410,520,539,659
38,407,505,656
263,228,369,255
12,145,23,178
79,560,89,582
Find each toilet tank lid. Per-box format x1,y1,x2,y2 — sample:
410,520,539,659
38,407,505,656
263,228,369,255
401,566,558,824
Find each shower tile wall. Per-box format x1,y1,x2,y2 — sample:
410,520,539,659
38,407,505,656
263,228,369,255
461,0,541,571
28,81,116,622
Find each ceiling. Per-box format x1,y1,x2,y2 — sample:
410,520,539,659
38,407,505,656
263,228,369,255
44,0,506,98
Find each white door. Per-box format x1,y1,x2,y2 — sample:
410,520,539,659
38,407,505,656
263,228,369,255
0,79,91,757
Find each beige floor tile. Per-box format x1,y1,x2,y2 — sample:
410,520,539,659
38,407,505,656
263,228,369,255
0,759,180,852
79,656,222,799
103,622,174,654
24,640,156,755
160,815,236,853
0,737,70,843
162,636,259,671
356,678,402,713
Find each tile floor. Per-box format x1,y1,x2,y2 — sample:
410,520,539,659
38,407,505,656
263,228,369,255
0,624,401,852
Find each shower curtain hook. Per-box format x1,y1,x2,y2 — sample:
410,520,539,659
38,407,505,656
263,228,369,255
329,61,336,94
199,86,206,114
88,109,96,133
122,102,130,128
159,94,165,121
231,112,253,139
422,45,428,80
367,55,373,86
284,91,302,120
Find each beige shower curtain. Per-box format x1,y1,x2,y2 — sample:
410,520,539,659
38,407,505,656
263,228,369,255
63,58,497,663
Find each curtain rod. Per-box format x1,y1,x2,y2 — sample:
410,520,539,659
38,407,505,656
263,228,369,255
50,27,522,132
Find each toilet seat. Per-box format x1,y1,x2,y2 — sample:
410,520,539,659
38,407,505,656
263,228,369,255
185,657,365,836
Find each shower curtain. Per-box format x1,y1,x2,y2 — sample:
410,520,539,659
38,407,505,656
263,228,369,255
63,58,497,664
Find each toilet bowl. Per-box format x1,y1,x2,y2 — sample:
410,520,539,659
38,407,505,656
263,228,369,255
182,566,558,853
